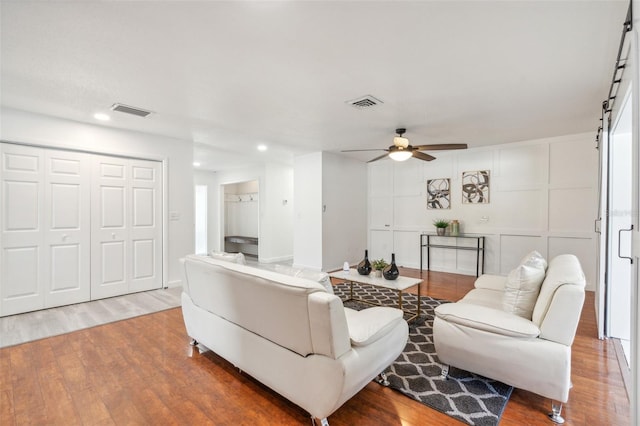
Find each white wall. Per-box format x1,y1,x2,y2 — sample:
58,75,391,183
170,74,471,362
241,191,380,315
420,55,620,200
368,132,598,290
1,107,194,287
322,152,367,271
293,152,323,270
194,169,219,253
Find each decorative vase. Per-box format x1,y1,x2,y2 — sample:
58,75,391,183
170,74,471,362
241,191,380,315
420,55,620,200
383,253,399,280
357,250,372,275
450,220,460,236
436,227,446,236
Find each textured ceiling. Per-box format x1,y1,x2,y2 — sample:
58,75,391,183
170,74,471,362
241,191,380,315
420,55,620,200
0,1,629,170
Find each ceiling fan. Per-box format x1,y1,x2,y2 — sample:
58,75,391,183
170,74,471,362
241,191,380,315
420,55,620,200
342,128,468,163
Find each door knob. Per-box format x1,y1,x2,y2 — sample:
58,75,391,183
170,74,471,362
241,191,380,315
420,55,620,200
62,234,67,240
112,233,116,239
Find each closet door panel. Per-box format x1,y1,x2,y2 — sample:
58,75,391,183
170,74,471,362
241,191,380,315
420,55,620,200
1,144,45,316
44,149,91,308
129,160,162,292
91,155,129,299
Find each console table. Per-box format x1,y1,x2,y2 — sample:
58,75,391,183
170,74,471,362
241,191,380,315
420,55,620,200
420,234,485,277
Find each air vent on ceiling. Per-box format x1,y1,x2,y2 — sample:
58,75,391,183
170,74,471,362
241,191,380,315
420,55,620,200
110,103,154,118
346,95,383,109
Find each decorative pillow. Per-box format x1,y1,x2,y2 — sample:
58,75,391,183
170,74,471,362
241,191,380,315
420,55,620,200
519,250,547,271
274,264,334,294
209,251,247,265
502,264,545,319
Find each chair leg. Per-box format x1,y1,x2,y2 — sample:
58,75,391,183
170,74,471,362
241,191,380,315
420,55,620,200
440,364,449,380
548,401,565,424
376,372,390,386
310,416,329,426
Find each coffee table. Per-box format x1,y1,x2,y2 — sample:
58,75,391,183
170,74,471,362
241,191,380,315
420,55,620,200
329,268,423,322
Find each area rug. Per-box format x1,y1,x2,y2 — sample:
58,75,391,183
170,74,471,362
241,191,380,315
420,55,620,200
333,282,513,426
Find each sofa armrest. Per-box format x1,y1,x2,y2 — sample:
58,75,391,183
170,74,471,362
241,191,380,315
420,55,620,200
474,274,507,291
435,302,540,338
343,307,405,347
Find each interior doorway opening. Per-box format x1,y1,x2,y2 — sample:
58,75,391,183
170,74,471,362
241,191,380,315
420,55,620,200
222,180,259,259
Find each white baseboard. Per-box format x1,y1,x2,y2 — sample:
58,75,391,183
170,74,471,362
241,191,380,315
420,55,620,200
259,255,294,264
166,279,182,288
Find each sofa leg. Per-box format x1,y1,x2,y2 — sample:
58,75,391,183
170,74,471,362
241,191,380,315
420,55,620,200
310,416,329,426
376,372,390,386
548,401,565,424
440,364,449,380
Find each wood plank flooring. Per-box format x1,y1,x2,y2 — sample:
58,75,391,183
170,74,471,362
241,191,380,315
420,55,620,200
0,268,630,425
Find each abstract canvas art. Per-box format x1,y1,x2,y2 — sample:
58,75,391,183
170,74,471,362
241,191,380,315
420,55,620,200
462,170,490,204
426,178,450,209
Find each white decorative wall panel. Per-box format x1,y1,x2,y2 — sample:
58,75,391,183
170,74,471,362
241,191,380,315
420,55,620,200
393,161,422,196
493,189,544,231
497,144,547,190
392,230,420,268
548,188,594,233
133,188,154,227
133,239,154,279
101,241,125,284
369,197,392,229
368,161,392,197
51,183,79,229
50,157,80,175
369,230,392,261
100,163,125,179
4,152,38,172
5,181,38,231
499,234,545,274
101,186,125,228
549,138,597,187
4,246,39,297
50,244,80,291
393,196,426,229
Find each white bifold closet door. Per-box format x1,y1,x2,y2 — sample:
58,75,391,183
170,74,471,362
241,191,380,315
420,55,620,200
91,155,162,300
0,144,91,316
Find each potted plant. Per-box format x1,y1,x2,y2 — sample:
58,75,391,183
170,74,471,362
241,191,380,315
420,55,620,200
433,219,450,236
371,258,388,278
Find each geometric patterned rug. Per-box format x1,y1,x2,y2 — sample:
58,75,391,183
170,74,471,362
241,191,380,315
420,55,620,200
333,282,513,426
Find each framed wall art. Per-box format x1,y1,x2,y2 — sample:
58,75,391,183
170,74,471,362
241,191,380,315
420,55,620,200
462,170,490,204
426,178,451,209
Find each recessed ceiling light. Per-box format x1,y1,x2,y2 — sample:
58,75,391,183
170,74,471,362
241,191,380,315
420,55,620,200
94,113,110,121
257,144,267,152
193,162,201,167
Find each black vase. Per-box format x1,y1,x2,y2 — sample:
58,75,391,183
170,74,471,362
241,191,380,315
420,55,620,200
383,253,399,280
357,250,372,275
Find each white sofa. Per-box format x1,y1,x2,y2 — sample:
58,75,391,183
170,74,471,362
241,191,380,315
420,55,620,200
433,253,585,423
180,255,409,425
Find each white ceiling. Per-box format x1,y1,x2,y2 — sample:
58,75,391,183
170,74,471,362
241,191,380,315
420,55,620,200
0,1,629,171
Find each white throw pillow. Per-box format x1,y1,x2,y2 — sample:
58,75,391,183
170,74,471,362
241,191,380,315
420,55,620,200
274,264,334,294
502,264,545,319
519,250,547,271
209,251,247,265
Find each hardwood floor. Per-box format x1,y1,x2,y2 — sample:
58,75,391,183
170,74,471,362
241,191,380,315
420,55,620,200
0,268,630,425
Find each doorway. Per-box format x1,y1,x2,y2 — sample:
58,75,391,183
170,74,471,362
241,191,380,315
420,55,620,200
222,180,259,259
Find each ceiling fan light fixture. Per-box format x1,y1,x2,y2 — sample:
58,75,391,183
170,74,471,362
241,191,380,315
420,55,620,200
393,136,409,148
389,150,413,161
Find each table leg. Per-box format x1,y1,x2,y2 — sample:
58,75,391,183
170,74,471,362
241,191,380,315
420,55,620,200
417,281,421,318
398,290,402,311
349,281,353,300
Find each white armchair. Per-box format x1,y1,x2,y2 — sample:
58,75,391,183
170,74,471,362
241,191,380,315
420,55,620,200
433,254,586,423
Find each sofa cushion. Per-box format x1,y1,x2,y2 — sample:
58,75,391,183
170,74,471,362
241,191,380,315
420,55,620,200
435,303,541,338
502,264,545,319
343,307,404,346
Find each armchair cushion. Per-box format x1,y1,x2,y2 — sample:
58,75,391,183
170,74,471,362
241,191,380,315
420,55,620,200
344,307,405,346
435,302,541,338
502,264,545,319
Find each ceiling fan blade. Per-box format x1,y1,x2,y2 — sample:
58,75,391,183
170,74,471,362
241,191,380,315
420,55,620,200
367,153,391,163
341,149,387,152
413,151,436,162
414,143,468,151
